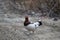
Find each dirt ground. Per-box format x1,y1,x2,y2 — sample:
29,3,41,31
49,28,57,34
0,14,60,40
0,0,60,40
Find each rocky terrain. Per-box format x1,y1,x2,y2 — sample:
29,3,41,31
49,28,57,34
0,13,60,40
0,0,60,40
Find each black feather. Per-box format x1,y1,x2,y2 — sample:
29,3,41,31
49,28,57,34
38,21,42,26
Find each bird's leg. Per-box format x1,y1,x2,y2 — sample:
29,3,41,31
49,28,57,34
29,31,34,34
32,31,34,33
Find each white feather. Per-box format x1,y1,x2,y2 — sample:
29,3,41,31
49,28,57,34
25,22,39,31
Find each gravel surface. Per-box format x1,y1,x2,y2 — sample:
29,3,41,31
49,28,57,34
0,0,60,40
0,16,60,40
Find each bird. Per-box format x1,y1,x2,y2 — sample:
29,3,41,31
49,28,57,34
24,16,42,33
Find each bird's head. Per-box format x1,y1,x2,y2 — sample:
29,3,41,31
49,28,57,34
25,16,29,21
24,16,30,26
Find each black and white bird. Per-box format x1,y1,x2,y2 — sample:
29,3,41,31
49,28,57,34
24,16,42,33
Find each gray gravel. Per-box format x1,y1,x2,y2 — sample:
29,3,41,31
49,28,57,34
0,16,60,40
0,0,60,40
